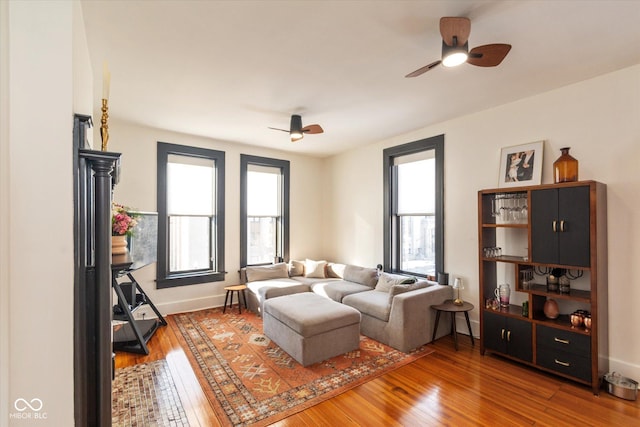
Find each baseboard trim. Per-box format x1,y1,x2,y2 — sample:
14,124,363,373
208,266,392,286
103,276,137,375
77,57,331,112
132,294,227,321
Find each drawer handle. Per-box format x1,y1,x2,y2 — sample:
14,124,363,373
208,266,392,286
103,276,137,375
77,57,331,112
554,337,570,345
554,359,570,367
501,329,505,340
507,330,511,342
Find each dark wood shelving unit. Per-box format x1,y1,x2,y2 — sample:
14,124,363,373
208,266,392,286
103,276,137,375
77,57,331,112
478,181,607,395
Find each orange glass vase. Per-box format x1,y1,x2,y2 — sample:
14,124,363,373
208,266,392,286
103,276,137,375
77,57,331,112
553,147,578,183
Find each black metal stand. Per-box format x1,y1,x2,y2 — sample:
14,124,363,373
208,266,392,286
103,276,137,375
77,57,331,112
112,257,166,354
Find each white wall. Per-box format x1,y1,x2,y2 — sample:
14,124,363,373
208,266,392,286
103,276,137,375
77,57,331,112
72,0,94,147
105,119,327,314
1,0,10,422
324,64,640,381
2,1,80,425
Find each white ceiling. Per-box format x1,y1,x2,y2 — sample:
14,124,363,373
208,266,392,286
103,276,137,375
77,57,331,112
81,1,640,158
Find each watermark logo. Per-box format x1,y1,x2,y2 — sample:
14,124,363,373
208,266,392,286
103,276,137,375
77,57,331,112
10,398,47,420
14,398,43,412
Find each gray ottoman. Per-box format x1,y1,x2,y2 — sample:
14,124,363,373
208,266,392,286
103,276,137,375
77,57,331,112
263,293,361,366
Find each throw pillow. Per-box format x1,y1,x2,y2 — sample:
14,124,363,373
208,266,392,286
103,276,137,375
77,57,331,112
288,260,305,277
374,272,416,293
343,265,378,287
387,280,429,305
245,262,289,282
326,262,346,278
304,259,327,278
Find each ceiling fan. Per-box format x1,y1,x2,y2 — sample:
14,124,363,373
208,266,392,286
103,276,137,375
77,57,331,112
405,17,511,78
269,114,324,142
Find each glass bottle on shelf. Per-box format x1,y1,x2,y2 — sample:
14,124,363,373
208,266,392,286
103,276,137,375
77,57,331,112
553,147,579,183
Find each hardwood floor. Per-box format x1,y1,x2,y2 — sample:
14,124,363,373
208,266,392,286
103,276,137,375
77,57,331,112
115,315,639,426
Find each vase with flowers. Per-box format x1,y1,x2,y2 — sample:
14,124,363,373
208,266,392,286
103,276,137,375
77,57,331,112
111,203,138,255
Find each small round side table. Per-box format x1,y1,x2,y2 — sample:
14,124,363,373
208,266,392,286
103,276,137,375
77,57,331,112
223,284,248,314
430,299,475,351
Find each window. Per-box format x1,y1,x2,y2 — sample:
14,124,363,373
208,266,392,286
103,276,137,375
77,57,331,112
157,142,225,288
240,155,289,266
383,135,444,279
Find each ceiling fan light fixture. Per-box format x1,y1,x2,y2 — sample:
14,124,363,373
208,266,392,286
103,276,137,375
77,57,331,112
289,114,304,142
441,40,469,67
290,131,303,142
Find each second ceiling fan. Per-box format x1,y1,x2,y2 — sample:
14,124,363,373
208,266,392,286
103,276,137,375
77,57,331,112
269,114,324,142
406,17,511,78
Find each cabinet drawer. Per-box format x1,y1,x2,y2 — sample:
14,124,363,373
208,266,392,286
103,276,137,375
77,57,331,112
537,325,590,355
536,349,592,382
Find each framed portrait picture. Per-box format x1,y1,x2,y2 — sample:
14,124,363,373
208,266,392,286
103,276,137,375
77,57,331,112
498,141,544,188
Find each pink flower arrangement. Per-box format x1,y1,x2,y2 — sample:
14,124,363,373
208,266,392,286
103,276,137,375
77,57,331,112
112,203,138,236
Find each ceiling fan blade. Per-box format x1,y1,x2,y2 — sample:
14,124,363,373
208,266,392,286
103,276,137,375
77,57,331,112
301,124,323,134
468,44,511,67
268,127,290,133
405,60,442,78
440,17,471,46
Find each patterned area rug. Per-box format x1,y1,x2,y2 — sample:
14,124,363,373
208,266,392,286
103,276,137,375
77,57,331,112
172,307,434,426
112,359,190,427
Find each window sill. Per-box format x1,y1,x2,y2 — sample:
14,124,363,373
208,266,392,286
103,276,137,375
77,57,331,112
156,271,225,289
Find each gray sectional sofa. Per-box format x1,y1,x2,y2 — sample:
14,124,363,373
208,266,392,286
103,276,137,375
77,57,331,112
241,259,453,353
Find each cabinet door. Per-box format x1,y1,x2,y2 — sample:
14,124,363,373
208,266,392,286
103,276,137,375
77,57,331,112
531,189,558,264
531,186,590,267
557,186,590,267
483,311,507,354
507,317,532,363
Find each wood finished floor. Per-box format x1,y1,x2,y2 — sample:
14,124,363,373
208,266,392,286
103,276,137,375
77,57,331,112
115,314,640,426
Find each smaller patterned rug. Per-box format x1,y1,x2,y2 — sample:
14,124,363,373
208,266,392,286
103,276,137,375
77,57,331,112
172,307,435,426
112,359,190,427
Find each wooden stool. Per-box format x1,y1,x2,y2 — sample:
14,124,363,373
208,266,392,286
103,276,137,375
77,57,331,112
223,284,248,314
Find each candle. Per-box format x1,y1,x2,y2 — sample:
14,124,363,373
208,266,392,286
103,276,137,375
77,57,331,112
102,61,111,100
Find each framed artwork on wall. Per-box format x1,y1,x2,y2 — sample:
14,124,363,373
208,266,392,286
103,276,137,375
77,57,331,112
498,141,544,187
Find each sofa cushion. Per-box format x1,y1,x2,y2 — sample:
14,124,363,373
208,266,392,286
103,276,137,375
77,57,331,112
263,293,360,337
288,260,305,277
246,278,310,309
304,259,327,278
342,290,391,322
374,272,415,293
291,276,339,285
387,280,430,305
311,280,372,302
326,262,346,278
343,265,378,287
245,262,289,282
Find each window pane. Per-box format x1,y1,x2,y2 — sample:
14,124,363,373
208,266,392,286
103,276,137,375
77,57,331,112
247,216,276,264
247,169,279,216
240,155,289,268
384,135,443,278
397,158,435,214
400,215,435,276
169,215,212,272
167,155,215,215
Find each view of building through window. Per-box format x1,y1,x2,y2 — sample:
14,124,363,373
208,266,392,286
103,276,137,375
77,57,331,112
167,154,216,273
396,156,436,276
246,165,281,264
